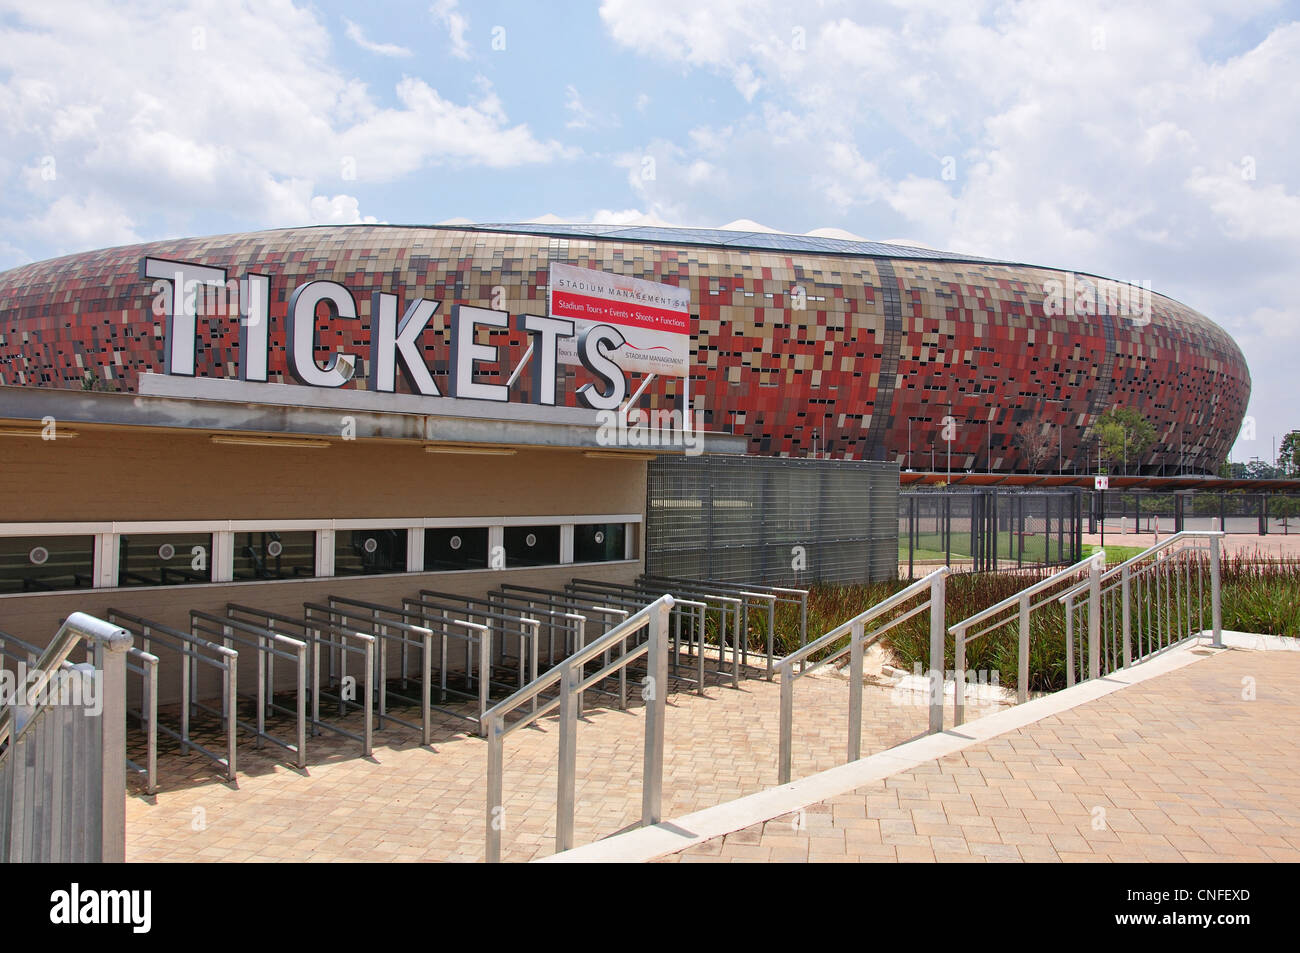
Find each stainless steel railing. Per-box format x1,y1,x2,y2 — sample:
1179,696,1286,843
483,594,675,863
948,554,1105,726
190,610,308,768
642,573,809,675
226,605,376,758
1057,531,1223,682
320,595,454,740
564,580,709,695
109,609,239,783
774,568,948,784
0,612,132,863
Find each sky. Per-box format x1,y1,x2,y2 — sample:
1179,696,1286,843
1,0,1296,464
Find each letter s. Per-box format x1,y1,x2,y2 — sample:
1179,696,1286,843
575,324,628,410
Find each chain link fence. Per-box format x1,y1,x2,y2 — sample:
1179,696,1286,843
646,455,899,586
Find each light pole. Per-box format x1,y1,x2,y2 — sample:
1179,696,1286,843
908,417,912,471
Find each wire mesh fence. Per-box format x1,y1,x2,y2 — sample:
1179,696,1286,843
646,455,899,586
1089,491,1300,535
900,488,1084,577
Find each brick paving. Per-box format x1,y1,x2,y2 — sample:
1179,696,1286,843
124,658,945,863
660,648,1300,863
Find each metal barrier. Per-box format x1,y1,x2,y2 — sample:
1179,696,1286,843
108,609,238,783
579,575,746,688
632,579,744,686
564,580,709,695
1058,531,1223,682
226,605,376,757
642,573,806,678
773,569,948,784
0,612,131,863
483,594,674,863
319,595,456,741
948,554,1105,727
190,610,308,768
420,588,582,672
489,583,652,704
488,579,642,696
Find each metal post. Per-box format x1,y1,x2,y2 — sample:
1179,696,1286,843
295,646,307,768
778,664,794,784
1017,593,1030,704
847,620,864,764
1088,555,1102,680
1210,534,1222,648
953,627,966,727
928,570,946,734
485,715,503,864
556,663,579,854
1121,564,1132,668
641,596,672,828
421,631,432,745
98,627,131,863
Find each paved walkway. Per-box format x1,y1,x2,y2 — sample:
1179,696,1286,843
124,659,946,863
659,647,1300,862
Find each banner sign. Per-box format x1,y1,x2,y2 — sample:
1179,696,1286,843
548,263,691,377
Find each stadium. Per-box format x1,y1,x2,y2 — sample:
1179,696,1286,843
0,222,1250,475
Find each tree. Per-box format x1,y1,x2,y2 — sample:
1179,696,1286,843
1084,407,1156,473
1014,422,1054,473
1279,430,1300,477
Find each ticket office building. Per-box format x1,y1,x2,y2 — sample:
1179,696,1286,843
0,381,743,688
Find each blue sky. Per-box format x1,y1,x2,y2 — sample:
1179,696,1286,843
1,0,1297,463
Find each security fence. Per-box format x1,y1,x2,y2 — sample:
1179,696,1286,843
646,455,899,586
1089,491,1300,535
900,488,1084,577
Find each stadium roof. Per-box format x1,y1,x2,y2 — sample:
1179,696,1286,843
457,222,1013,265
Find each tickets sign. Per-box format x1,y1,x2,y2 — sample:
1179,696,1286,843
548,262,691,377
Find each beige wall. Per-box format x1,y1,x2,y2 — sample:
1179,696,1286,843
0,424,649,704
0,425,646,522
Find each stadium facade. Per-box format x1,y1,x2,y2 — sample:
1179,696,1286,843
0,223,1249,475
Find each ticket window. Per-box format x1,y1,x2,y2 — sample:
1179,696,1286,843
503,525,561,568
0,535,96,594
334,529,409,576
118,533,215,587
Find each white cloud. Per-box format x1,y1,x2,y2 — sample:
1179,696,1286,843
310,194,379,225
564,85,594,129
430,0,471,60
343,18,412,58
0,0,569,256
598,0,1300,458
18,193,140,252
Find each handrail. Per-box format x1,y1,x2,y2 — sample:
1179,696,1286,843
1054,531,1222,603
773,569,947,783
0,612,132,863
948,553,1104,726
780,569,947,670
949,552,1105,638
641,573,809,668
1058,531,1222,680
484,594,674,863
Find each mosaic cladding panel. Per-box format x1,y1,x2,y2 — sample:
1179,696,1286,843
0,225,1249,473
